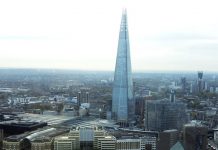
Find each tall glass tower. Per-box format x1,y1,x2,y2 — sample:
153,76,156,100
112,9,134,123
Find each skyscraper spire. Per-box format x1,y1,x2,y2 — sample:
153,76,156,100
112,10,134,124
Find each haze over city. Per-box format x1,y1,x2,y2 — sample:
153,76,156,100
0,0,218,71
1,1,218,149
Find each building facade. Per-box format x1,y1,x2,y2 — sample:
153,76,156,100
54,136,77,150
97,136,116,150
144,99,188,131
157,129,179,150
183,124,208,150
112,9,134,123
116,139,141,150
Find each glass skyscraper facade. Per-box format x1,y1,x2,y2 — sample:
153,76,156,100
112,9,134,123
144,99,188,131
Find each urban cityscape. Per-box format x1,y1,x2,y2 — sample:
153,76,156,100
1,1,218,150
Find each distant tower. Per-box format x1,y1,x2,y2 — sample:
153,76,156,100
197,71,204,93
183,124,208,150
181,77,186,93
190,82,193,94
85,92,89,103
170,89,176,103
77,92,81,106
198,71,203,80
112,9,134,124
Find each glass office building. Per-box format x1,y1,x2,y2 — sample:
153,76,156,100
112,9,134,123
145,99,188,131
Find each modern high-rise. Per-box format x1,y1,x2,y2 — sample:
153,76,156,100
144,99,188,131
197,71,204,93
112,9,134,123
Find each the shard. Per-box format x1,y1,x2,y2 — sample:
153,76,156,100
112,9,134,123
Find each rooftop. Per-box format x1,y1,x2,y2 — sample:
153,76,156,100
4,132,31,142
164,129,178,132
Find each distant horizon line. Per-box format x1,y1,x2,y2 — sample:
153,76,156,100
0,67,218,74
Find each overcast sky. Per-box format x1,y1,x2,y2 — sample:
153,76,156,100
0,0,218,72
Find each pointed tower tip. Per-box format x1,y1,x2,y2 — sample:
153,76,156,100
122,8,127,15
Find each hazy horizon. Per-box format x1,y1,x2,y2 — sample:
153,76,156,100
1,0,218,71
1,67,218,74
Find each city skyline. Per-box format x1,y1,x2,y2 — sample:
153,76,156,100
1,0,218,71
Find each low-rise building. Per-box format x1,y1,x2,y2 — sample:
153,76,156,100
116,139,141,150
54,136,77,150
141,136,157,150
28,128,68,150
2,133,30,150
31,137,52,150
97,136,116,150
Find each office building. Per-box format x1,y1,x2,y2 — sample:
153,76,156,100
97,136,116,150
93,126,107,149
54,126,108,150
77,91,81,106
54,136,77,150
140,136,157,150
183,123,208,150
112,9,134,124
145,99,188,131
116,139,141,150
197,71,204,93
169,89,175,103
68,126,80,149
181,77,186,93
157,129,179,150
31,137,53,150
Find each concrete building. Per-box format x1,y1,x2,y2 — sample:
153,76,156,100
54,136,77,150
135,97,145,126
53,126,159,150
93,126,107,149
140,136,157,150
183,123,208,150
31,137,52,150
112,9,134,124
97,136,116,150
55,126,108,150
2,133,30,150
116,139,141,150
157,129,179,150
68,126,80,149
